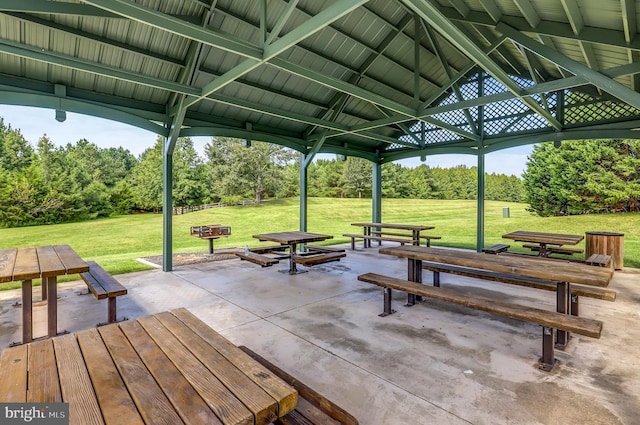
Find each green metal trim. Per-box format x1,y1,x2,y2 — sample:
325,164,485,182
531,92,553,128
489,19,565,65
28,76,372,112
0,0,119,17
0,89,168,135
82,0,261,58
372,161,382,224
497,23,640,110
476,153,485,252
0,39,198,96
300,153,308,232
401,0,562,130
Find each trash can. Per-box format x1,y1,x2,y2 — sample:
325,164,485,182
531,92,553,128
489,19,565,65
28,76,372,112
502,207,510,218
585,231,624,270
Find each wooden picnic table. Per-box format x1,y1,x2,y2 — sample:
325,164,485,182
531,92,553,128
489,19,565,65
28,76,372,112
350,222,435,248
0,245,89,345
378,245,613,348
502,230,584,257
0,308,298,425
253,231,333,274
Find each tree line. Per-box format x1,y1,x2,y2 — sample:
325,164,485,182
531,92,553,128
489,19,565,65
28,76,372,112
524,139,640,216
7,118,638,226
0,121,525,227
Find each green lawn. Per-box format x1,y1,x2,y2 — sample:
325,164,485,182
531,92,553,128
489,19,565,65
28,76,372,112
1,198,637,289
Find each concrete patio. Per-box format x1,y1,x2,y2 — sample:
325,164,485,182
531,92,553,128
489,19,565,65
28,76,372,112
1,244,638,425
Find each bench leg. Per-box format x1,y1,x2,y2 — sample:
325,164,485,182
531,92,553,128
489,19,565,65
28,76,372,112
208,239,214,254
406,259,423,306
433,271,440,287
539,326,557,371
556,282,571,349
350,238,355,250
22,280,33,344
380,287,396,317
108,296,117,323
571,294,579,317
98,296,127,327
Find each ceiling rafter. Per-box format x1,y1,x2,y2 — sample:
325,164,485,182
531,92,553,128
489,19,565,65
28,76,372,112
214,4,445,100
436,5,640,52
0,38,200,96
3,12,184,69
497,23,640,110
400,0,562,130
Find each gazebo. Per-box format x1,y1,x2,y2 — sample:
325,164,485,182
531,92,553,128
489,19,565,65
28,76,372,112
1,0,639,270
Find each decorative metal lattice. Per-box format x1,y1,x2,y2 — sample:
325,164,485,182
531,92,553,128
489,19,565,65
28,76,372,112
564,90,640,125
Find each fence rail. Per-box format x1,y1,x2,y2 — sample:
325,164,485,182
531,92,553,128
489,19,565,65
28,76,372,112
172,200,258,215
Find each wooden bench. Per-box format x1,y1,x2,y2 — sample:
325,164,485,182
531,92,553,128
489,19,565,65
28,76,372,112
292,252,346,266
523,244,584,256
421,261,616,316
482,243,510,254
342,234,418,250
369,231,442,247
236,251,280,267
79,261,128,325
250,245,288,254
420,235,442,247
306,245,346,253
239,346,359,425
585,253,612,268
357,272,603,371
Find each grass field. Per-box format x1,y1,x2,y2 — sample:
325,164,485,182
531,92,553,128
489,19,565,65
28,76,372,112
0,197,637,289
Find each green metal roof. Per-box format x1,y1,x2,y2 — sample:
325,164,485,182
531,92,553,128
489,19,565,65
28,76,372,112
2,0,640,163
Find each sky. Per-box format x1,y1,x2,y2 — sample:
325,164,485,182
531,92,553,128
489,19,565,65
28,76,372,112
0,105,533,177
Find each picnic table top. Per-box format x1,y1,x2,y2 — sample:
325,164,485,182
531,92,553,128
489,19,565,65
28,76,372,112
351,222,435,231
0,244,88,283
379,246,613,288
502,230,584,246
0,308,298,425
253,231,333,245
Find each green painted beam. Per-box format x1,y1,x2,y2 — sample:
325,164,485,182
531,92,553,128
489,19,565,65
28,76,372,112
270,58,417,117
402,0,562,130
82,0,262,58
0,38,199,96
498,23,640,110
0,0,119,17
436,5,640,52
0,89,168,135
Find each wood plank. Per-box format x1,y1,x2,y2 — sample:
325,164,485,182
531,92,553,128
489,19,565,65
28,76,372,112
342,234,418,244
293,398,341,425
36,245,66,278
379,246,612,287
85,262,127,296
27,339,62,403
239,346,358,425
54,244,89,275
292,252,345,266
305,245,345,253
76,328,145,425
117,320,223,425
53,334,105,425
421,262,616,301
236,252,279,267
0,344,28,402
170,308,298,418
80,271,108,299
253,232,332,245
351,222,434,231
0,248,17,283
13,247,40,281
133,315,254,425
358,273,603,338
98,323,185,425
